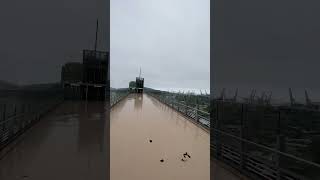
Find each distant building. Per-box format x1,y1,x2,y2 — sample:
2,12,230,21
82,50,108,84
61,18,109,100
82,50,109,100
136,77,144,93
61,50,109,101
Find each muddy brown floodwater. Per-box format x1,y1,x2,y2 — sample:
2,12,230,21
110,94,210,180
0,94,243,180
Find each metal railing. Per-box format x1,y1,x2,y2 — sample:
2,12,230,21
110,88,130,107
146,90,210,130
0,88,64,150
212,100,320,180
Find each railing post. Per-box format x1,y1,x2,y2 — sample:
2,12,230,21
185,105,188,116
28,104,31,124
14,104,17,131
2,104,6,135
85,85,88,101
22,104,25,129
240,103,245,171
2,104,5,123
276,110,282,180
215,101,222,159
196,103,199,122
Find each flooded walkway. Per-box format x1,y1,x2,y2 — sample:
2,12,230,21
110,94,210,180
0,94,243,180
0,101,108,180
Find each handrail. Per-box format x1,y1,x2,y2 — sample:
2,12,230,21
212,100,320,180
212,127,320,169
169,100,210,115
110,89,130,108
147,92,210,129
0,113,26,125
0,89,64,150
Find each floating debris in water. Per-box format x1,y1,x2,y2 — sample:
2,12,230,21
183,152,191,159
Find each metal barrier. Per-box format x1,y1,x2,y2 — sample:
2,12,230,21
212,100,320,180
0,88,63,150
110,89,130,107
146,91,210,130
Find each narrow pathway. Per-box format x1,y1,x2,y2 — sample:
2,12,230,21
0,101,108,180
110,94,210,180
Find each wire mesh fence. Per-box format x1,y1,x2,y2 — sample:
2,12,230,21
110,88,130,107
212,100,320,180
145,89,210,129
0,87,63,150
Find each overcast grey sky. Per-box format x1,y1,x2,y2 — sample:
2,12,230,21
0,0,108,85
110,0,210,92
212,0,320,102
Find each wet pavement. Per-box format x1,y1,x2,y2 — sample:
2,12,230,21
110,94,210,180
0,101,108,180
0,94,242,180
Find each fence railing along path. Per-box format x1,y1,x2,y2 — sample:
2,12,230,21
110,89,130,108
146,91,210,131
211,100,320,180
0,89,63,152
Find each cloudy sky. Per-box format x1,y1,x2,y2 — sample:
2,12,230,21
0,0,108,85
212,0,320,102
110,0,210,92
